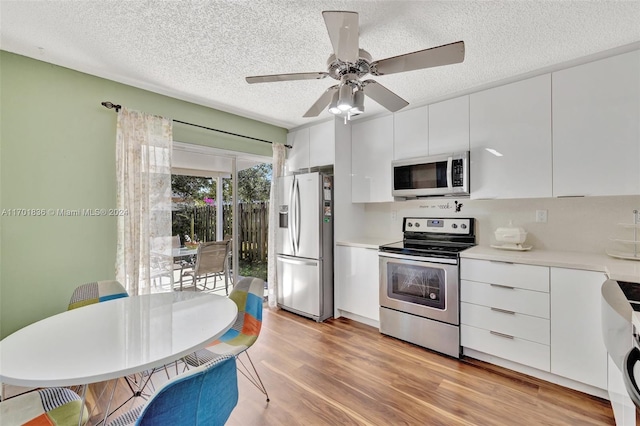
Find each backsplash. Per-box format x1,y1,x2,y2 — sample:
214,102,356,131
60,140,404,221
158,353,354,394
361,195,640,254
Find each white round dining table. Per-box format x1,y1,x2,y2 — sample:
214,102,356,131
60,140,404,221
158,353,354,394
0,292,237,388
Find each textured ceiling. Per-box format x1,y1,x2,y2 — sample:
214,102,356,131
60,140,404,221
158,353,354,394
1,1,639,130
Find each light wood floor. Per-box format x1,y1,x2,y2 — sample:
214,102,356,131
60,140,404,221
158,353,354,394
87,305,616,425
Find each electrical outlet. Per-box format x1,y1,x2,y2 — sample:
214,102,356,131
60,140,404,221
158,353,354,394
391,210,397,221
536,210,548,223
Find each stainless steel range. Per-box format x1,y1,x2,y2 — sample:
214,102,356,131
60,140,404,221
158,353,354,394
379,217,476,358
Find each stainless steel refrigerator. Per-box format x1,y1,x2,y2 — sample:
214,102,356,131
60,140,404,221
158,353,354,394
276,172,333,322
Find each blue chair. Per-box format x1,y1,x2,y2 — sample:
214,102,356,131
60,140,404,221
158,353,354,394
106,355,238,426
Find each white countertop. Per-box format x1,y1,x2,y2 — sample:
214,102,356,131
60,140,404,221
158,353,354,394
461,246,640,283
336,237,399,250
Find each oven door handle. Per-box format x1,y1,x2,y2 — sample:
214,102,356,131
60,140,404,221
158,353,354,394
378,251,458,265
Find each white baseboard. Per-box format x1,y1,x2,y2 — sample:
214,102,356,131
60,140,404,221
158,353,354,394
463,347,609,400
335,309,380,329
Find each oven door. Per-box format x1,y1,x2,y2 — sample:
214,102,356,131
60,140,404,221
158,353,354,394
379,252,459,325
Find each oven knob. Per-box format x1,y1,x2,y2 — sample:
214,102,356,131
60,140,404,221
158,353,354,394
461,224,467,229
415,223,420,228
451,224,458,229
407,223,413,227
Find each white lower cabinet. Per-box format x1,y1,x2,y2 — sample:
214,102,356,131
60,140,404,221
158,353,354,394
334,245,380,322
461,258,609,392
550,267,608,389
460,259,551,371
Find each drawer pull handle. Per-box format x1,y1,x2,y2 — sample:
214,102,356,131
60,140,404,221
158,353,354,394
490,330,515,339
491,307,515,315
490,283,515,290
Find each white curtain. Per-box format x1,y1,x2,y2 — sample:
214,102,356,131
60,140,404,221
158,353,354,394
115,108,173,296
267,143,286,308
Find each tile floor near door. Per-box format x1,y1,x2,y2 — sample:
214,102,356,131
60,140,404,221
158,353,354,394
83,302,615,426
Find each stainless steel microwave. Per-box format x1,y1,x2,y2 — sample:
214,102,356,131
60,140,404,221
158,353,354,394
391,152,470,199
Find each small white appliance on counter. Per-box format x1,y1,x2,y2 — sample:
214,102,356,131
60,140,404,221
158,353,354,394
275,172,333,322
491,222,531,251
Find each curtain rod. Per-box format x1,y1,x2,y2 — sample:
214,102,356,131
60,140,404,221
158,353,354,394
101,101,291,148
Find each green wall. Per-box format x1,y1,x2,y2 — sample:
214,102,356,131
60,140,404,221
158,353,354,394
0,51,286,338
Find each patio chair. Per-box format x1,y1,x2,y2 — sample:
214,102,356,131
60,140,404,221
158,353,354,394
68,280,128,310
181,240,231,294
184,276,269,402
0,387,88,426
106,355,238,426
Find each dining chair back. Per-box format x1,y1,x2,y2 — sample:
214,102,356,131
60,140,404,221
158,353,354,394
0,387,88,426
184,276,269,401
106,355,238,426
182,240,231,294
68,280,128,310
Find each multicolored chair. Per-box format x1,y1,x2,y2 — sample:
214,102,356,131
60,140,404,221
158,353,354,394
0,387,88,425
106,355,238,426
68,280,128,310
184,276,269,401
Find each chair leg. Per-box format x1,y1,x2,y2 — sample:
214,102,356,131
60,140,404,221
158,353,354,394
236,351,269,402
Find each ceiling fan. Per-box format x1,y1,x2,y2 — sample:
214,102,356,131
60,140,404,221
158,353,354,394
245,11,465,120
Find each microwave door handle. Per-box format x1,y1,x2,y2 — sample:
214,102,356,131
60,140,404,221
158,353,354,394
446,156,453,190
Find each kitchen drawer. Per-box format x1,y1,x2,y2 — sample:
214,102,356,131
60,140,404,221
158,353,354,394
461,302,550,345
461,280,550,319
461,324,550,372
460,259,549,292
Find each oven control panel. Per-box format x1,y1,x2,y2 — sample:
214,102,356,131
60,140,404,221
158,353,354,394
403,217,473,235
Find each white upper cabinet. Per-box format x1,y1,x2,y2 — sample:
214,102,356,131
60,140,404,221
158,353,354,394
286,121,336,174
428,95,470,155
470,74,553,199
286,127,310,174
393,106,428,160
309,120,335,168
552,50,640,197
352,115,394,203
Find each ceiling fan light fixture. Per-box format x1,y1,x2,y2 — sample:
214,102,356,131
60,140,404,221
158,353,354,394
351,89,365,114
337,84,353,111
328,91,341,115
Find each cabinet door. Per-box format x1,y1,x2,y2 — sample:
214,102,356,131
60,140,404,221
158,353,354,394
351,115,394,203
470,74,552,199
428,95,470,155
335,246,380,321
309,120,335,168
550,267,608,389
552,50,640,196
393,106,428,160
286,128,310,174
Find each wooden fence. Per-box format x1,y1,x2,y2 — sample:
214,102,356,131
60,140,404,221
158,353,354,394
173,202,269,263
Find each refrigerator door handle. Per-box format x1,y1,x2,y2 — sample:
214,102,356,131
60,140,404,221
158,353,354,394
294,178,301,254
277,256,318,266
288,177,296,255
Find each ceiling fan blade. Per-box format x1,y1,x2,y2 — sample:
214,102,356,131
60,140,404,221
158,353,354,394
362,80,409,112
246,72,328,84
371,41,465,76
322,11,359,63
303,86,339,117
